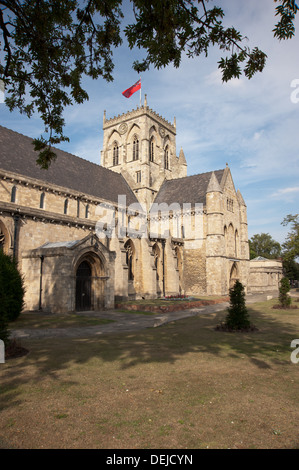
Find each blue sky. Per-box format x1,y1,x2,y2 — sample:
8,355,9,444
0,0,298,245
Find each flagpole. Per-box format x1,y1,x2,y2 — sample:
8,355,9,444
140,75,142,107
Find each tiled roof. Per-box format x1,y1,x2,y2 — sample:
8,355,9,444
0,125,138,206
154,169,225,207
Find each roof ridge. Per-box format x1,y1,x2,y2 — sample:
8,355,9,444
162,168,225,184
0,125,138,205
0,124,123,178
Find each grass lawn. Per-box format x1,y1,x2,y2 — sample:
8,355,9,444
9,312,115,329
0,299,298,449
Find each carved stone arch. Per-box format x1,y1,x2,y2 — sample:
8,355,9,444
126,124,141,162
112,140,119,166
74,248,106,278
163,134,171,147
107,129,121,146
162,135,171,169
152,242,163,295
149,134,156,162
132,133,140,161
106,129,121,166
152,242,161,280
126,122,141,141
229,262,239,289
124,238,135,281
149,124,158,138
164,144,170,169
0,219,10,254
74,249,106,311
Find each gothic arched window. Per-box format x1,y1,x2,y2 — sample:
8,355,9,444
85,204,89,219
11,185,17,203
64,198,68,215
152,243,161,281
113,143,119,166
40,192,45,209
124,239,134,281
164,146,169,169
133,136,139,161
149,138,154,162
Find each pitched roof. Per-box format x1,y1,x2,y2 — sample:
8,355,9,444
154,169,225,207
0,125,137,206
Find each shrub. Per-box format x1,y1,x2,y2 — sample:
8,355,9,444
225,280,251,330
0,312,10,346
0,251,25,324
279,277,292,308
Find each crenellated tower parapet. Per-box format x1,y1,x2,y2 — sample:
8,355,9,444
101,96,187,210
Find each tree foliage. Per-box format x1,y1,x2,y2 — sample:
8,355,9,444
278,276,292,307
0,1,298,168
249,233,281,260
281,214,299,262
225,280,251,330
0,250,25,327
0,309,10,345
283,258,299,281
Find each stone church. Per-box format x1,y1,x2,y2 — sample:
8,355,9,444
0,98,256,313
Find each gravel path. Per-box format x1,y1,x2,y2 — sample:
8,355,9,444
10,291,282,340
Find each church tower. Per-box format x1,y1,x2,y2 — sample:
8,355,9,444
100,96,187,209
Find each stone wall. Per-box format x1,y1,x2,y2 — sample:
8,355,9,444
248,258,283,293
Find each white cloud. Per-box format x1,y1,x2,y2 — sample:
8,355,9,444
271,186,299,197
278,187,299,194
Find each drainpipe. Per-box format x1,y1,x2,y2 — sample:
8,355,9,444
162,239,166,298
39,255,44,311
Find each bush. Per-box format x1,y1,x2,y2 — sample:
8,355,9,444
0,313,10,346
224,280,251,330
279,277,292,308
0,251,25,325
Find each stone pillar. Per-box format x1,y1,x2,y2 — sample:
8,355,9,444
205,172,226,295
237,189,250,288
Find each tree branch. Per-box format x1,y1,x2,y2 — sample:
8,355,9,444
0,7,12,76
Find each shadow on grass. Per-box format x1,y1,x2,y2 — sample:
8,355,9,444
1,301,298,412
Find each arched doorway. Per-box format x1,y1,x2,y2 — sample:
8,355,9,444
76,260,92,311
0,221,9,254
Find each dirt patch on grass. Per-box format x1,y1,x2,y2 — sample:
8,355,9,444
5,339,29,360
116,297,229,314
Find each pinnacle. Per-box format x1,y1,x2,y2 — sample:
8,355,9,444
179,147,187,165
206,171,222,193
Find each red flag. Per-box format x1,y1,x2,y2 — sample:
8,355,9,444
122,79,141,98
